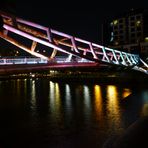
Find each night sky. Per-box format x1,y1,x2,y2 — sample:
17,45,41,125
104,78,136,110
1,0,148,44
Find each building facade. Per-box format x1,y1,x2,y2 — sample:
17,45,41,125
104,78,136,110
108,9,148,58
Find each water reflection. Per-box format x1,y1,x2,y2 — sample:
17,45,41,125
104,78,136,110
49,82,62,122
30,80,36,112
55,83,61,110
49,81,54,107
0,78,147,148
94,85,103,121
65,84,72,111
24,79,27,99
83,85,91,121
83,86,91,110
16,79,20,96
106,85,121,131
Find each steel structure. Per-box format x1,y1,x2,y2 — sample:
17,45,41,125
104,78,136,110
0,11,148,74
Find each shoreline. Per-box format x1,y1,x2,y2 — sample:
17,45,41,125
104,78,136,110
0,70,147,86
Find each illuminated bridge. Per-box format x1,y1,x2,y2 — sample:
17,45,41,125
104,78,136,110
0,11,148,74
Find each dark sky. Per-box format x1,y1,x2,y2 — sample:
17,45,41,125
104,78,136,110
1,0,148,44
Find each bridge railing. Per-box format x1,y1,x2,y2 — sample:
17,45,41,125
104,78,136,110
0,57,94,65
0,58,48,65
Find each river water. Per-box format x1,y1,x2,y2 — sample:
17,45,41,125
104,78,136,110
0,78,147,148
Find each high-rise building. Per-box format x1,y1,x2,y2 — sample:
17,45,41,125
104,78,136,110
108,9,148,57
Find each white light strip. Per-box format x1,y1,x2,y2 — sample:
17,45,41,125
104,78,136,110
140,59,148,68
4,24,75,56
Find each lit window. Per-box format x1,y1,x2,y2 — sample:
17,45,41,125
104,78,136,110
145,37,148,42
110,22,113,26
113,20,118,25
136,20,141,27
115,41,119,45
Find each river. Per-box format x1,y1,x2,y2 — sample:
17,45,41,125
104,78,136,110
0,78,147,148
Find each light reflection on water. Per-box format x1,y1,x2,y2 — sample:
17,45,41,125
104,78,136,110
106,85,121,132
0,78,147,148
83,85,91,118
65,84,72,117
65,84,71,109
30,80,36,111
49,81,62,123
94,85,103,121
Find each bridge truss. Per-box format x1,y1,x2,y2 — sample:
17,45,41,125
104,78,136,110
0,11,148,74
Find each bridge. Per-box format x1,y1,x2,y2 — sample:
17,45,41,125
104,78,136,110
0,11,148,74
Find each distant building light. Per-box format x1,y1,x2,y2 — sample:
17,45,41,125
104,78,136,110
136,20,141,26
31,74,35,77
110,37,113,42
110,32,114,42
113,20,118,25
145,37,148,42
110,22,113,26
115,41,119,45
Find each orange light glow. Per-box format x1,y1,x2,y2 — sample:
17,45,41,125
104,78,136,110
106,85,121,131
94,85,103,120
122,88,131,98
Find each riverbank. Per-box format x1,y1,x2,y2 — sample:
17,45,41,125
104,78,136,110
0,68,147,86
